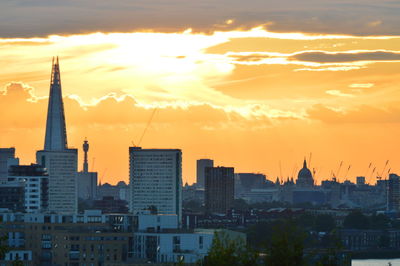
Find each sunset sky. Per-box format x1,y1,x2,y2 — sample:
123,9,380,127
1,0,400,185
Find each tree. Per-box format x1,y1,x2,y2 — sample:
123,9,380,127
265,219,306,266
343,210,369,229
314,214,335,232
0,234,9,260
370,214,390,230
232,199,250,212
204,231,257,266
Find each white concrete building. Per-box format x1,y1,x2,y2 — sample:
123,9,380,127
8,164,49,213
129,147,182,223
133,213,246,264
134,229,214,263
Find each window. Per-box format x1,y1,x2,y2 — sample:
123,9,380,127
173,236,180,252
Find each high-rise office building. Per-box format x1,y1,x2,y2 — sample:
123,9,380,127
36,57,78,214
77,139,98,199
205,166,234,214
129,147,182,222
8,164,49,213
0,148,19,180
388,173,400,212
196,159,213,187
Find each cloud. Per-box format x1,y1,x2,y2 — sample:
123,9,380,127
349,83,374,88
0,82,273,130
307,104,400,124
325,90,354,97
290,50,400,63
0,0,400,37
368,20,382,27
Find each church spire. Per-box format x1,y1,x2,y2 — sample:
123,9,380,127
44,57,68,151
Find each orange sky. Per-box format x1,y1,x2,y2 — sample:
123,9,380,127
1,20,400,185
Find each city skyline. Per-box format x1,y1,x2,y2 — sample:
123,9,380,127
1,1,400,185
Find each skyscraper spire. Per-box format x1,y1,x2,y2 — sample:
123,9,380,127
44,57,68,151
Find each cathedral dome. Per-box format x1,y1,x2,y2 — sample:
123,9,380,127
297,159,314,187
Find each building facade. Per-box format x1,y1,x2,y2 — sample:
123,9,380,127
36,150,77,214
196,159,213,188
388,173,400,212
8,164,49,213
205,166,234,214
0,181,25,212
0,210,134,266
129,147,182,222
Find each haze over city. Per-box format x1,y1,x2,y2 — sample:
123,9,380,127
1,0,400,185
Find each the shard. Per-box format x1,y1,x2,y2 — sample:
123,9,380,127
44,57,68,151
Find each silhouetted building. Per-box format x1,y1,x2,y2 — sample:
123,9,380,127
77,139,98,200
98,181,128,200
36,57,78,214
8,164,49,213
129,147,182,222
205,166,234,214
0,148,18,180
296,159,314,187
93,196,129,213
235,173,266,196
356,176,366,186
196,159,213,188
388,173,400,212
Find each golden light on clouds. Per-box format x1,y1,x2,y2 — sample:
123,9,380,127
1,26,400,184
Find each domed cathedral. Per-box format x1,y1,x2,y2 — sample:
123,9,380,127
296,159,314,187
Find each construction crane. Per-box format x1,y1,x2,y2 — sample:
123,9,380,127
344,165,351,180
99,168,107,186
332,161,343,182
364,162,372,184
138,107,158,147
370,167,376,183
290,164,298,179
377,160,389,180
387,168,392,180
